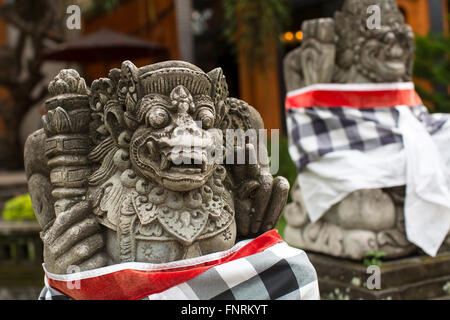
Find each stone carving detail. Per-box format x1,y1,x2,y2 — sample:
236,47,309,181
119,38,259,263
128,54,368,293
25,60,289,273
284,0,414,90
283,0,418,260
284,182,416,260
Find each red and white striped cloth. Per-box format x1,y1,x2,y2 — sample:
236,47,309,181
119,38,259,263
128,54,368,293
40,230,319,300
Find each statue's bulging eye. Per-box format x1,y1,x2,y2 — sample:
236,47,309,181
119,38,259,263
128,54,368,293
197,107,214,129
147,106,169,129
383,32,396,44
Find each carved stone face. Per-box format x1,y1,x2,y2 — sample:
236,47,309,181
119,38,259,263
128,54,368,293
130,85,221,192
358,24,414,82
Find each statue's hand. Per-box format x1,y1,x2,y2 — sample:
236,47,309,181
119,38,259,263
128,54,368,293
41,200,108,274
301,18,336,85
232,144,290,237
284,18,336,89
284,44,305,91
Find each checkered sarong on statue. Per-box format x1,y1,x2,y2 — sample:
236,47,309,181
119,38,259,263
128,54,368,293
38,230,319,300
285,82,450,257
286,83,446,171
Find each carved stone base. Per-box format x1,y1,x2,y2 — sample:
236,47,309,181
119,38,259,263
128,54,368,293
309,252,450,300
284,223,417,260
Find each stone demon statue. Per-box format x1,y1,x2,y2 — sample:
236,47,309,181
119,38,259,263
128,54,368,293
25,61,289,274
284,0,414,89
283,0,450,259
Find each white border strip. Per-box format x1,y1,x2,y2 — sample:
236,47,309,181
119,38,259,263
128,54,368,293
287,82,415,98
44,238,254,281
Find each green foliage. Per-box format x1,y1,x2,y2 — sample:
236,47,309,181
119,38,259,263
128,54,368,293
363,250,386,267
413,32,450,113
276,136,297,193
223,0,290,64
2,194,35,222
268,135,298,235
267,135,298,200
87,0,123,17
276,215,287,237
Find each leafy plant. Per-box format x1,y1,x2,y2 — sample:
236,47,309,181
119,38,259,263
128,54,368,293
86,0,123,17
267,135,298,201
413,32,450,113
363,250,386,267
223,0,290,64
2,194,36,221
276,215,287,237
268,135,298,235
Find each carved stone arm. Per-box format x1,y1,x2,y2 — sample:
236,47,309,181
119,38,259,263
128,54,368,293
225,99,289,239
283,18,337,90
25,70,108,274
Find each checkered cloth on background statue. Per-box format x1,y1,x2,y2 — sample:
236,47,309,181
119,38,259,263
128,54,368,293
283,0,450,260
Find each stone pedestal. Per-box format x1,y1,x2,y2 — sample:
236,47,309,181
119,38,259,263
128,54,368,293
310,252,450,300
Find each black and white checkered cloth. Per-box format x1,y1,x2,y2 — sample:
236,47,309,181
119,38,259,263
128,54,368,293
285,83,450,256
287,105,446,171
39,240,319,300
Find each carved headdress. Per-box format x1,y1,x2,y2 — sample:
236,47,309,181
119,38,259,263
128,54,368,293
334,0,414,81
88,61,230,142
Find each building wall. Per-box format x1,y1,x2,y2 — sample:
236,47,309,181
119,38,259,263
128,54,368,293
397,0,431,36
84,0,283,132
0,0,8,133
397,0,448,35
83,0,179,80
396,0,449,105
238,41,282,133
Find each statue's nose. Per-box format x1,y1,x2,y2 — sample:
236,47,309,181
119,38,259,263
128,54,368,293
173,124,202,137
389,43,404,59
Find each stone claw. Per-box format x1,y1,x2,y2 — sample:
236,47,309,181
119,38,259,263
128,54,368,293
41,200,106,274
235,173,289,238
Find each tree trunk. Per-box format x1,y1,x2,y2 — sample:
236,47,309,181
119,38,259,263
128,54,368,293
2,125,23,170
0,88,42,169
0,101,26,169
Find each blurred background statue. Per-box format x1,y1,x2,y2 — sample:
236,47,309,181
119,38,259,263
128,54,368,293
283,0,450,260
